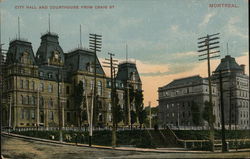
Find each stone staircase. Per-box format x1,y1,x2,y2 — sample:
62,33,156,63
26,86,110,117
146,127,182,148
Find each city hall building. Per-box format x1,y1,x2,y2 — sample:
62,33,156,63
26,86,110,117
158,55,249,129
0,32,142,128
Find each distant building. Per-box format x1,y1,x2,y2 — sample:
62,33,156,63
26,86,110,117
158,75,220,128
213,55,249,129
0,32,142,128
158,55,249,130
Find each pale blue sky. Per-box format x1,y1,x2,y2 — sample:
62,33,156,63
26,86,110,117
0,0,248,76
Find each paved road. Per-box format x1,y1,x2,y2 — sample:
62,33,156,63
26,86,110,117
1,135,250,159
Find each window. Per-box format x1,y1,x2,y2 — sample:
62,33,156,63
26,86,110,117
25,80,29,89
31,81,35,90
67,112,71,122
21,109,25,119
26,109,30,119
66,86,70,94
82,79,86,89
108,103,112,111
49,111,54,120
48,84,53,93
90,80,94,90
39,71,44,77
119,93,123,99
172,113,175,117
31,110,35,119
20,95,24,104
48,98,53,108
48,73,53,79
30,96,35,105
40,83,44,92
97,81,102,96
66,100,70,108
108,114,112,122
20,80,23,89
39,96,44,108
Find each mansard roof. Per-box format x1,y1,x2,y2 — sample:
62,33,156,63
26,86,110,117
161,75,203,89
214,55,243,72
116,61,141,83
6,39,36,65
36,32,65,66
64,48,105,75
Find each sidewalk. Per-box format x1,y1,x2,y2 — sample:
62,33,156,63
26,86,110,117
2,132,250,154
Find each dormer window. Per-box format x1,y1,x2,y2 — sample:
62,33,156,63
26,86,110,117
39,71,44,77
48,73,53,79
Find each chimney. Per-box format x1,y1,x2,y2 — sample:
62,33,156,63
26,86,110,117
240,64,245,74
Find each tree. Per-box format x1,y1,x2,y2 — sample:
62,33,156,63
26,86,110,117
138,109,147,128
202,101,215,124
74,81,84,128
130,110,136,127
191,101,202,126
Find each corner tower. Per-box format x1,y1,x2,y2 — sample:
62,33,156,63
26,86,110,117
36,32,64,66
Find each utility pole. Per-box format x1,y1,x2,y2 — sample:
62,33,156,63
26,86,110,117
218,70,227,152
89,33,102,147
103,53,118,148
57,68,63,142
198,33,220,152
149,101,152,129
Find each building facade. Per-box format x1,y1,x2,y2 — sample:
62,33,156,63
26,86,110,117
0,32,142,128
158,55,249,129
212,55,249,129
158,75,220,128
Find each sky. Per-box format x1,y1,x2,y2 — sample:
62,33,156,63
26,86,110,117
0,0,249,107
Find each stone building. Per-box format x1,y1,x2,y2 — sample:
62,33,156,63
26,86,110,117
158,55,249,129
158,75,220,128
0,32,142,128
212,55,249,129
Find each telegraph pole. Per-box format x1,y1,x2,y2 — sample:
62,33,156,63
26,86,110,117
198,33,220,152
89,33,102,147
57,68,63,142
103,53,118,148
218,70,227,152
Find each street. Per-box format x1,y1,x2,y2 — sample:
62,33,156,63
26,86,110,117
1,135,250,159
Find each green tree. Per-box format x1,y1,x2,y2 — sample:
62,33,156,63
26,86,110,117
191,101,202,126
74,81,84,128
138,109,147,128
130,110,136,127
202,101,215,124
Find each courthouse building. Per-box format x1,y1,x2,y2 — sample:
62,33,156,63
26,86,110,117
158,55,249,129
0,31,142,128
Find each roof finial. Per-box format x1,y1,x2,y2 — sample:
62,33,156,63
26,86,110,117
126,43,128,62
80,24,82,48
18,16,20,39
48,14,50,33
226,42,229,55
